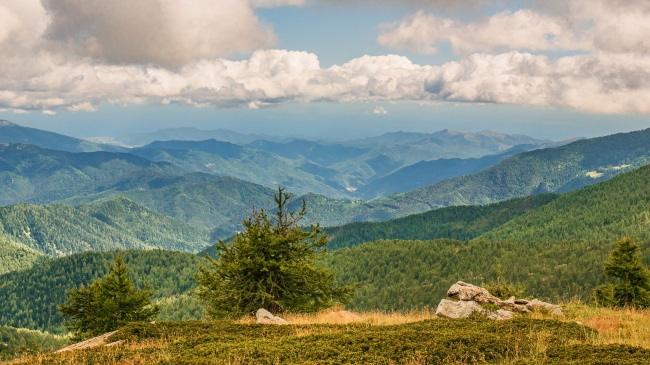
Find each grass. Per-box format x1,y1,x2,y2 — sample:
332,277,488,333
6,305,650,365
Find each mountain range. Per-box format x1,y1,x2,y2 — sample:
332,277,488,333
1,120,557,200
2,161,649,332
298,128,650,226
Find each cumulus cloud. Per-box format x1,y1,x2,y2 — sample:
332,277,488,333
2,47,649,115
40,0,277,67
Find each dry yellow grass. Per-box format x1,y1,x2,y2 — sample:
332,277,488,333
237,307,438,326
562,302,650,349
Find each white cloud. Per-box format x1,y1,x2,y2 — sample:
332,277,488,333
0,0,648,116
377,9,586,54
377,0,650,55
2,48,648,115
40,0,277,67
372,106,389,115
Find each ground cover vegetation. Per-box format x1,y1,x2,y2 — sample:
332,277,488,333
9,313,650,364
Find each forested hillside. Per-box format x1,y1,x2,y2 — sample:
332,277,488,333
479,163,650,243
0,326,65,361
325,194,558,249
325,238,650,311
0,197,211,257
62,175,278,235
0,250,204,333
0,143,177,206
0,235,47,275
354,146,530,200
131,140,351,199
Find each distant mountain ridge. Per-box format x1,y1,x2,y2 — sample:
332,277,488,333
0,120,559,200
297,128,650,227
0,120,125,153
116,127,292,147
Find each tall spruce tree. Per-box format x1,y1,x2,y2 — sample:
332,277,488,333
196,187,352,318
58,255,159,339
593,238,650,308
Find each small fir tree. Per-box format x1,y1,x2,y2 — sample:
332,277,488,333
196,187,352,318
58,255,159,340
593,237,650,308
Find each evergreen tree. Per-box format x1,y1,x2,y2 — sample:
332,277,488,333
58,255,159,339
196,187,352,318
593,238,650,308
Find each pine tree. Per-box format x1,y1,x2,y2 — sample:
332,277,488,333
58,255,159,339
593,238,650,308
196,187,352,318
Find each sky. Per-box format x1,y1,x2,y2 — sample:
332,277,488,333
0,0,649,140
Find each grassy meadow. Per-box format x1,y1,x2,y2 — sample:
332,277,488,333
7,304,649,365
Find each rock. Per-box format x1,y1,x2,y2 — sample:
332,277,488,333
435,299,487,319
436,281,564,321
326,310,361,323
493,309,515,320
105,340,125,347
256,308,289,325
447,281,502,305
55,331,118,353
525,299,564,316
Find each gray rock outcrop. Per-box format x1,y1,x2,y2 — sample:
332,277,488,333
435,281,563,320
256,308,289,325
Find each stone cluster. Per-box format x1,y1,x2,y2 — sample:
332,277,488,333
435,281,563,320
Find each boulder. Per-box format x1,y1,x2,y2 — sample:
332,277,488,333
436,281,564,320
447,281,502,305
435,299,487,319
55,331,118,353
256,308,289,325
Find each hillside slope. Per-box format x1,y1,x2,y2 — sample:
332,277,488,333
478,163,650,243
0,120,124,153
0,197,211,257
0,234,47,275
132,140,350,199
62,174,278,236
325,194,558,250
353,146,528,200
0,143,178,206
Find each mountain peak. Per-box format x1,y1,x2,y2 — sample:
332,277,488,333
0,120,16,126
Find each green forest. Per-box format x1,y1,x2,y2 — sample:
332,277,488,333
0,250,206,333
325,194,558,249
